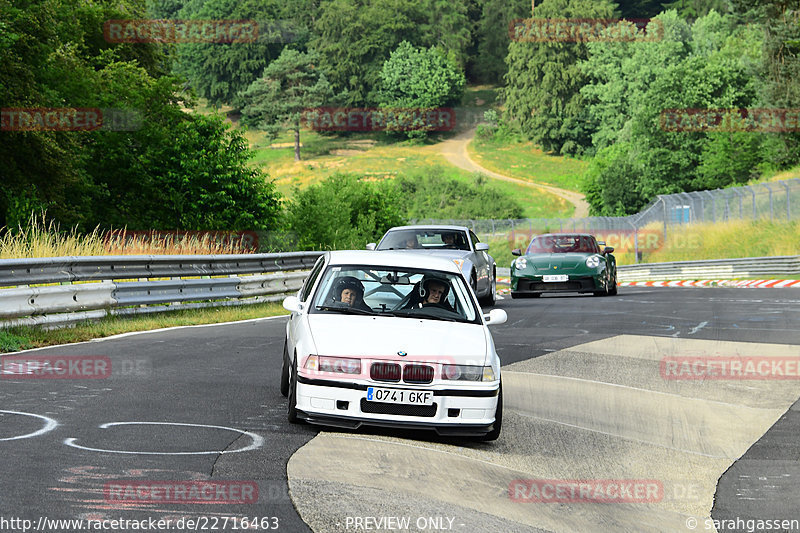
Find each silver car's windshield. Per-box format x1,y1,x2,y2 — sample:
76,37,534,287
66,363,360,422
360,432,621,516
376,230,471,251
310,265,480,324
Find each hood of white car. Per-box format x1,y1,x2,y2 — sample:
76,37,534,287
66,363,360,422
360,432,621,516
306,314,488,365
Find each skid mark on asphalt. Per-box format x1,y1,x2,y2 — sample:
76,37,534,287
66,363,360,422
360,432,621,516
286,335,800,533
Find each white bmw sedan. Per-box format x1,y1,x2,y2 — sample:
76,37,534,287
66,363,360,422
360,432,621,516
281,250,507,440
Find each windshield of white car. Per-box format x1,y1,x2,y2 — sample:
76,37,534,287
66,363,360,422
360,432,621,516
376,230,471,251
310,265,480,324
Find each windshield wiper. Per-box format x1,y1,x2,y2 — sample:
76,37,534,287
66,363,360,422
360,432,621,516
315,305,374,316
385,309,461,322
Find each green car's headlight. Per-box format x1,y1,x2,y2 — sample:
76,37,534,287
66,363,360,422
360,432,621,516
586,256,601,269
514,257,528,270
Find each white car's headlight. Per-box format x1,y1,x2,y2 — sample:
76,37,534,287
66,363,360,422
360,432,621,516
514,257,528,270
442,365,496,381
586,256,601,269
305,355,362,374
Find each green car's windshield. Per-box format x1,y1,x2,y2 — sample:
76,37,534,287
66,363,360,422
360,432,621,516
527,235,599,254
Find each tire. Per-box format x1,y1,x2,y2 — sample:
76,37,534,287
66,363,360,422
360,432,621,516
479,269,496,307
477,385,502,442
280,341,290,397
608,274,618,296
470,271,478,294
594,273,611,296
287,356,300,424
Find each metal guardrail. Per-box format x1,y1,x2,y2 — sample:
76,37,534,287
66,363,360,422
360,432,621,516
0,252,323,328
617,256,800,282
497,256,800,282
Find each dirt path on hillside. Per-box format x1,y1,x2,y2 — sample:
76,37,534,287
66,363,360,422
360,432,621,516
434,128,590,218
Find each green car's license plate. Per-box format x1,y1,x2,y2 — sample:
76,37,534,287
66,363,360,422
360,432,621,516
366,387,433,405
543,275,568,282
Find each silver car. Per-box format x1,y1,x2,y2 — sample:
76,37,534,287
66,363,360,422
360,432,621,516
367,225,497,306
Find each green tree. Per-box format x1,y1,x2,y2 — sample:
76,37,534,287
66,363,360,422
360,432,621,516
661,0,732,18
580,12,692,151
756,2,800,170
417,0,472,68
285,174,406,250
240,48,333,161
0,0,282,231
310,0,472,106
175,0,286,108
472,0,530,83
377,41,466,137
0,0,165,228
394,168,524,219
502,0,618,155
582,143,646,216
581,11,763,215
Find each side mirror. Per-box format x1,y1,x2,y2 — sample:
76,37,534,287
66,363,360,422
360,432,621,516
475,242,489,251
283,296,305,313
602,247,615,255
511,249,522,256
484,309,507,326
366,243,376,250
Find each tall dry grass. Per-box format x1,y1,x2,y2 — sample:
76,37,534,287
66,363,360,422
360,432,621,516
639,219,800,264
0,213,253,259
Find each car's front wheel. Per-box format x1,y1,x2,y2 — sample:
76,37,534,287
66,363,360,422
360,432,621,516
280,341,290,397
479,269,496,307
477,384,502,442
287,356,300,424
608,272,618,296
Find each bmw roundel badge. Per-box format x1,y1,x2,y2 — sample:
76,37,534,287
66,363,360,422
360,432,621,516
397,351,407,357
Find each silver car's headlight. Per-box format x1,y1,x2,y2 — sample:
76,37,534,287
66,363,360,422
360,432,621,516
586,256,601,269
514,257,528,270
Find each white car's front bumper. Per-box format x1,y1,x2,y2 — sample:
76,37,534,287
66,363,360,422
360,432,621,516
295,373,500,436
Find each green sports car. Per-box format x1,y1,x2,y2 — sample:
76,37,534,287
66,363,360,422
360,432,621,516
510,233,618,298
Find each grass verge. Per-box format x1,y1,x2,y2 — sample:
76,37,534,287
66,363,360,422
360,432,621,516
633,220,800,265
0,302,286,353
469,136,589,192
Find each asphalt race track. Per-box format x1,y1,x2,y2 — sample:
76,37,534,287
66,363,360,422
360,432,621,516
0,287,798,533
